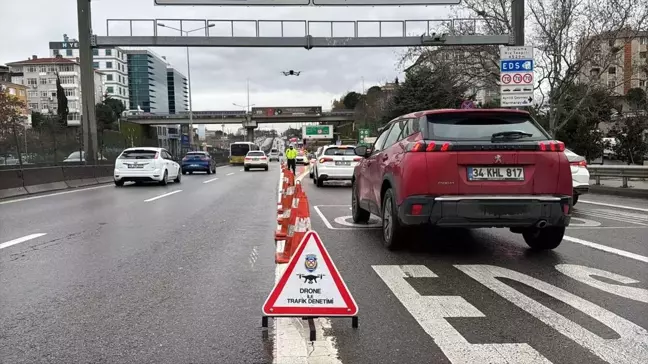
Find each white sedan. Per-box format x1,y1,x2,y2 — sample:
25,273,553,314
564,148,589,205
244,151,269,171
312,145,361,187
114,147,181,186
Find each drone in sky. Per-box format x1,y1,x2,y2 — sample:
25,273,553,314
282,70,301,76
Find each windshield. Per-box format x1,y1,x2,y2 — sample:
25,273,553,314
425,113,549,141
247,151,265,157
231,144,250,156
324,147,356,156
119,150,157,159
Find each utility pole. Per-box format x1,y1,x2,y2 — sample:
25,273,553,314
77,0,98,164
511,0,525,46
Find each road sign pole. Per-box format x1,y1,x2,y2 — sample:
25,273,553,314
511,0,525,46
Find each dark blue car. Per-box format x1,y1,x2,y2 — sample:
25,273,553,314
181,151,216,174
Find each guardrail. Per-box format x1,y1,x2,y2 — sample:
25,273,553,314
588,165,648,188
0,157,230,199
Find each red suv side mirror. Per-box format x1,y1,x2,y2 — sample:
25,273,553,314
354,146,370,157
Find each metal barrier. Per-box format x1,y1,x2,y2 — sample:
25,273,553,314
588,165,648,188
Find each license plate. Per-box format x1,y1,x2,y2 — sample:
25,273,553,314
254,158,259,161
190,164,198,167
335,161,351,166
127,164,143,169
467,167,524,181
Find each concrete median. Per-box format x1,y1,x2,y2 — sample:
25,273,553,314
62,166,99,188
21,167,69,194
0,169,28,199
93,165,114,183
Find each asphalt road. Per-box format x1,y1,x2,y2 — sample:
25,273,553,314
0,164,279,364
2,164,647,364
302,178,648,364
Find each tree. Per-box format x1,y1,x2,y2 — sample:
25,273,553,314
342,91,362,110
384,64,469,122
30,111,47,129
103,97,126,118
611,117,648,165
626,88,647,111
56,73,69,126
0,88,27,165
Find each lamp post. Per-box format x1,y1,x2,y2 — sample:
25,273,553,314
157,22,215,150
232,78,254,112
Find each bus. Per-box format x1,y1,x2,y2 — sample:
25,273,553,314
229,142,259,165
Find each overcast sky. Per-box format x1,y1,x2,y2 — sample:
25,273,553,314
1,0,456,131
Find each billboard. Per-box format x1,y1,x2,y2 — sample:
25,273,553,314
303,125,333,139
155,0,459,5
251,106,322,117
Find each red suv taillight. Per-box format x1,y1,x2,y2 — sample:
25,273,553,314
537,140,565,152
353,157,362,162
319,157,334,163
570,160,587,168
408,141,452,152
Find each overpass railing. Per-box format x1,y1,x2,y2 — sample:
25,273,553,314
588,165,648,188
124,110,356,120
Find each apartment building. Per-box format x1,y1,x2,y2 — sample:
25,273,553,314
50,35,129,107
579,30,648,96
126,49,169,114
0,65,10,82
6,55,104,126
166,65,188,114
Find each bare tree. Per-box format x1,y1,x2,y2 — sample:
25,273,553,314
401,0,648,136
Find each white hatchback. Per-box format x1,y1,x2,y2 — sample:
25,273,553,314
564,148,589,205
312,145,360,187
113,147,181,186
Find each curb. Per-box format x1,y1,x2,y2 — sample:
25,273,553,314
588,185,648,199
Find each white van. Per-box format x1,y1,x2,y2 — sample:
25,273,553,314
269,148,280,162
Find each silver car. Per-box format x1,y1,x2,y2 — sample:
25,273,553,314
244,151,269,171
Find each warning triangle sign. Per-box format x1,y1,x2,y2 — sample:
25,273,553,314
262,230,358,316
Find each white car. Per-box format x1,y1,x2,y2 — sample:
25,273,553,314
244,151,269,171
564,148,589,205
296,152,308,165
312,145,360,187
63,151,108,163
113,147,181,186
269,149,280,162
310,147,323,178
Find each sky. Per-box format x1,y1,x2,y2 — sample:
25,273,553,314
1,0,456,131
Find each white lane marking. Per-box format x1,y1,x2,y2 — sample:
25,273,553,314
567,217,601,227
457,265,648,364
577,209,648,226
567,226,648,229
314,206,336,230
314,206,379,231
563,236,648,263
0,185,112,206
240,169,244,171
579,199,648,213
373,265,550,363
226,172,235,176
144,190,183,202
249,246,259,268
0,233,47,250
556,264,648,304
203,177,219,184
333,215,381,228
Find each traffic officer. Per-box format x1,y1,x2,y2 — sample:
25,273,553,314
285,145,297,175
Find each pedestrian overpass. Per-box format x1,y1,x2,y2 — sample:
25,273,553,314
124,110,356,125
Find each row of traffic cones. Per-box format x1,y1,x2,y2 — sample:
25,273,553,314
275,164,311,264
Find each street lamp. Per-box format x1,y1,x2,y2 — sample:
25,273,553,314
157,22,215,150
232,78,254,112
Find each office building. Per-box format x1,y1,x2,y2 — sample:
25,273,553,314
126,49,169,114
166,65,188,114
50,35,129,107
6,55,104,126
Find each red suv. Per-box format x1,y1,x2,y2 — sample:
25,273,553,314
351,109,573,250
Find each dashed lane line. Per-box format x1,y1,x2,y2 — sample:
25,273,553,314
226,172,235,176
143,190,183,202
203,177,219,184
579,199,648,213
0,185,112,206
564,236,648,264
0,233,47,250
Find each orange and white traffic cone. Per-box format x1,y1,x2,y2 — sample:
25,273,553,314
277,170,295,215
275,184,300,241
275,188,311,264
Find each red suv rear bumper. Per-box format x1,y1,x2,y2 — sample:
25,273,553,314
397,195,572,228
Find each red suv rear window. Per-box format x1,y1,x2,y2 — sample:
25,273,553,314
425,113,549,142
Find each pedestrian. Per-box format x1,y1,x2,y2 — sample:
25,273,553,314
285,145,297,175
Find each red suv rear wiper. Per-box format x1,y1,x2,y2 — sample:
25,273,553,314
491,131,534,142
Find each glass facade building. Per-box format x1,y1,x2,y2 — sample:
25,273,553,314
126,50,169,114
167,67,189,114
